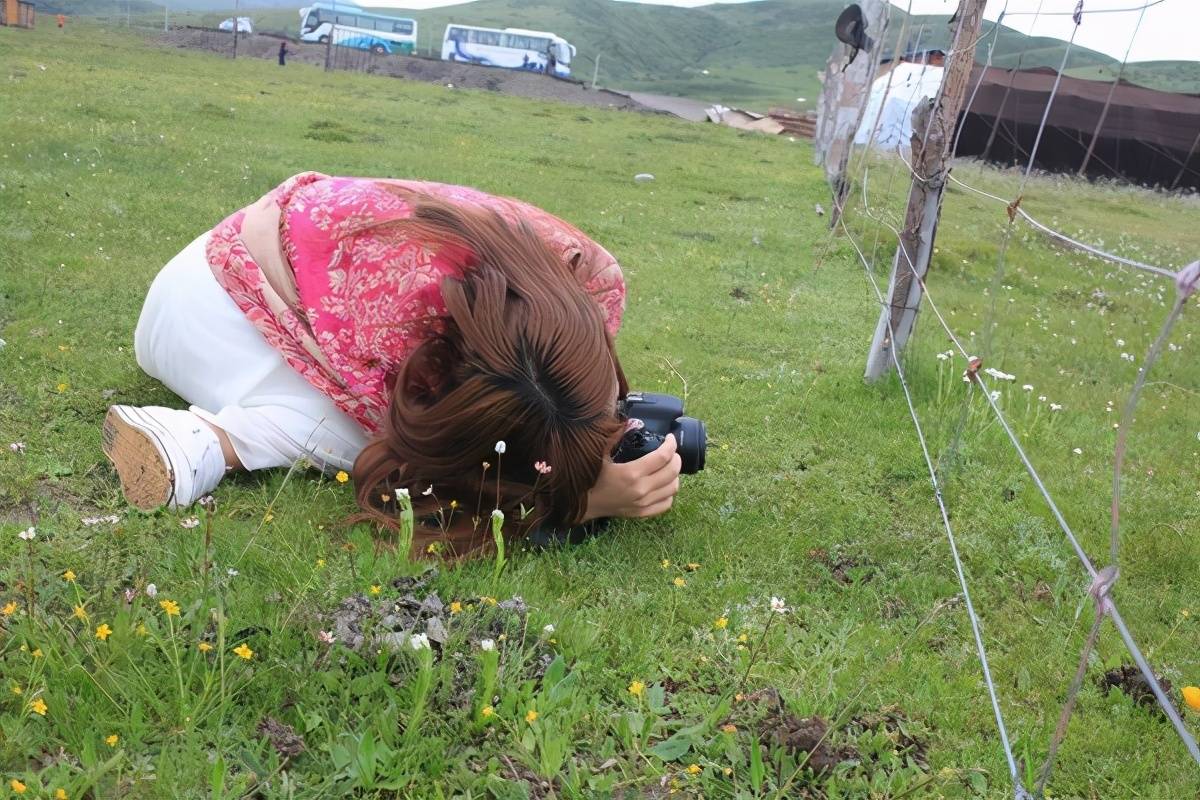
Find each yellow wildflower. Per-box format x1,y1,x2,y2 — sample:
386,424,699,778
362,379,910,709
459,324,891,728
685,563,701,571
62,569,77,582
369,585,381,596
198,642,213,653
31,648,42,659
56,382,69,393
72,605,88,621
628,680,646,697
1184,686,1200,712
660,559,671,569
316,558,326,568
714,617,728,629
264,513,274,523
449,499,459,509
233,643,254,660
449,601,463,615
481,705,494,718
55,790,69,800
95,623,112,641
159,599,181,617
737,633,748,643
335,470,349,483
135,623,148,637
720,723,737,734
10,779,27,794
480,596,498,606
30,697,47,715
2,601,17,616
723,767,733,777
686,764,701,775
525,709,538,724
673,577,686,588
105,734,119,746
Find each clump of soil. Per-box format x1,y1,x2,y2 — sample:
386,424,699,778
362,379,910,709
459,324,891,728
746,688,855,774
808,547,875,585
737,688,932,786
257,717,305,759
1098,664,1172,711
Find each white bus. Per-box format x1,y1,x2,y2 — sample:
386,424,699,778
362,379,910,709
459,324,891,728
299,2,417,55
442,24,576,78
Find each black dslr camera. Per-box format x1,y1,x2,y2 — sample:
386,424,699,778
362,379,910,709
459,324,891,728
526,392,706,548
614,392,706,474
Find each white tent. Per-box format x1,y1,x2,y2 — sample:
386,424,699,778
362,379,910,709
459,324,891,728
855,62,945,149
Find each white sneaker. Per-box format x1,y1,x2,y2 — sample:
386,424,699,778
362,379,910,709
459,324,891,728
102,406,226,511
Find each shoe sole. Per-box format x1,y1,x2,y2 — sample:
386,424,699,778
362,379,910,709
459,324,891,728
101,407,175,511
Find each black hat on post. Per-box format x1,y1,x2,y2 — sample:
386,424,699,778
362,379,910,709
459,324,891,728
835,4,875,64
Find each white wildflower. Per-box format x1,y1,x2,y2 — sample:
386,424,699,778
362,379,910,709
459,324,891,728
983,368,1015,381
17,527,35,541
1050,403,1063,411
770,596,788,614
180,517,200,529
409,632,431,651
491,508,504,522
480,639,496,651
422,485,433,496
8,442,25,454
494,440,506,455
542,624,555,635
145,583,158,598
395,487,410,500
1022,384,1033,392
317,630,336,644
1073,448,1083,455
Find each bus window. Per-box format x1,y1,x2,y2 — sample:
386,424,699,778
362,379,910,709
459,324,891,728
335,14,356,26
393,20,413,34
471,29,501,46
303,9,319,30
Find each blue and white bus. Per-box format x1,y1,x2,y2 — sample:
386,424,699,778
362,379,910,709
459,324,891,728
442,24,576,77
299,2,417,55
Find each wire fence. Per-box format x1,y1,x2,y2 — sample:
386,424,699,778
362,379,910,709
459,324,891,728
827,1,1199,796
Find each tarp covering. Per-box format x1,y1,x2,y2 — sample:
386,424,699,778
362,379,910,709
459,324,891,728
956,65,1200,189
855,62,944,149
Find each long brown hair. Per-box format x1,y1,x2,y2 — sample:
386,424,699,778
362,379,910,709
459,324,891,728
351,190,628,559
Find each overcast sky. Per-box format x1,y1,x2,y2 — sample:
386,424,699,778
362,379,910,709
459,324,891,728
354,0,1199,63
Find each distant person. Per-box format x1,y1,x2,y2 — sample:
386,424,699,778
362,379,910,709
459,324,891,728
56,13,66,28
102,173,681,559
545,46,557,77
278,40,289,66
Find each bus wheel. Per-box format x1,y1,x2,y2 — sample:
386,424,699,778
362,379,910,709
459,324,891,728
371,44,386,55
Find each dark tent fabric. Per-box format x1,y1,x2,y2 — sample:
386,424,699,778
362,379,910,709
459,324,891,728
954,65,1200,190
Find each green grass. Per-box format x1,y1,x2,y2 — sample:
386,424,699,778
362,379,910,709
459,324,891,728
2,21,1200,799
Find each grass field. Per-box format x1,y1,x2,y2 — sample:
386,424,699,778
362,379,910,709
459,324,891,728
3,21,1200,799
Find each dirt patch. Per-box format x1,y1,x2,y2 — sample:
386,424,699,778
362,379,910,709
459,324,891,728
157,29,651,113
745,688,854,775
1098,664,1172,711
807,547,875,585
257,717,305,760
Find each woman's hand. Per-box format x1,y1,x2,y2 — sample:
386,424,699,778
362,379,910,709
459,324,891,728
582,435,682,521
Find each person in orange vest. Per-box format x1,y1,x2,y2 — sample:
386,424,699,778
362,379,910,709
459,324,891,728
56,13,66,28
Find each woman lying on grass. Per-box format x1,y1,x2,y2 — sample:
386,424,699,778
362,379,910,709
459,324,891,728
103,172,681,556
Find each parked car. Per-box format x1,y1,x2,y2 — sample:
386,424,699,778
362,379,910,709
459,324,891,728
218,17,253,34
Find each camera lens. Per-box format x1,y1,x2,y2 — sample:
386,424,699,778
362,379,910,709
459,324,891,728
670,416,706,474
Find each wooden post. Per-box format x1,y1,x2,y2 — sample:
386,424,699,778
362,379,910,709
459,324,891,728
864,0,988,383
232,0,239,59
814,0,888,225
324,0,335,71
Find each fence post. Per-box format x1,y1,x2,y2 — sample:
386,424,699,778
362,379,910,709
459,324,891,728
863,0,988,383
324,0,336,70
814,0,887,226
591,52,601,90
232,0,239,59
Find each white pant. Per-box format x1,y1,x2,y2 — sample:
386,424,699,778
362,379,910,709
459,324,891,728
134,233,369,473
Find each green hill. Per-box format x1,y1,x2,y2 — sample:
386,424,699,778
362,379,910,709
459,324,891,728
86,0,1200,110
